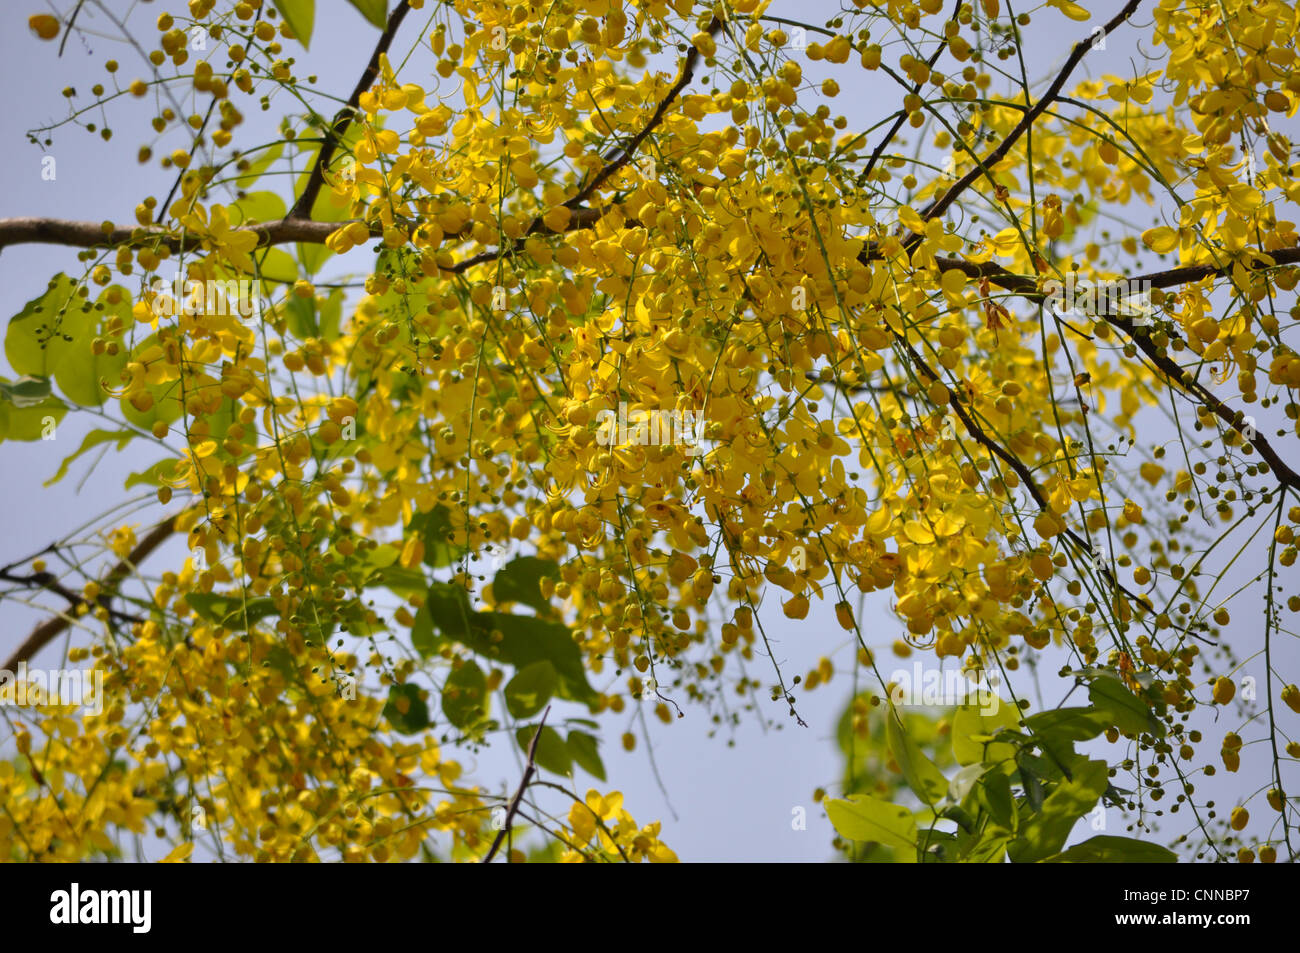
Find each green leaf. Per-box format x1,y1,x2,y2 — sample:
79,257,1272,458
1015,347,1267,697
420,582,474,639
504,660,556,719
471,613,597,706
825,794,918,852
409,604,435,657
1023,706,1112,744
946,763,989,806
367,543,400,569
347,0,388,28
567,730,606,781
1045,835,1178,863
58,285,131,406
6,278,126,408
45,428,133,486
419,588,463,624
442,660,489,730
408,505,468,567
186,593,278,630
951,698,1019,769
0,376,52,407
515,724,571,776
0,397,66,442
919,829,959,862
272,0,314,47
975,770,1016,830
231,190,286,224
6,274,82,378
1089,675,1165,737
260,644,300,682
283,287,344,342
375,565,426,597
1018,751,1047,812
413,582,597,706
886,706,948,805
942,804,977,834
299,242,334,277
318,288,343,340
1008,759,1109,863
961,828,1012,863
55,331,126,407
492,556,557,612
120,381,182,431
229,142,284,188
383,683,429,734
255,248,299,284
284,294,319,339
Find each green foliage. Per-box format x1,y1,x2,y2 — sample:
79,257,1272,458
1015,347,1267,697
4,275,128,415
504,660,557,719
383,683,430,734
828,690,1170,863
515,724,571,777
271,0,314,48
885,705,948,806
492,556,558,613
442,660,489,732
566,730,606,782
826,794,918,853
347,0,388,28
413,581,598,705
186,593,280,630
1045,836,1177,863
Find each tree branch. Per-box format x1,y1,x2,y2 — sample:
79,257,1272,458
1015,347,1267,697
565,16,722,212
917,248,1300,492
859,0,964,186
286,0,413,221
935,246,1300,296
446,204,612,274
482,705,550,863
910,0,1142,244
4,515,178,670
0,215,351,254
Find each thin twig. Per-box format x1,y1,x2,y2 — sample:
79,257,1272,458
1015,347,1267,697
286,1,413,220
910,0,1142,241
482,705,550,863
566,17,722,211
4,515,178,670
858,0,964,186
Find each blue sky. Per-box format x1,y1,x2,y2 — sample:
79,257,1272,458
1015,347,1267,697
1,0,1294,861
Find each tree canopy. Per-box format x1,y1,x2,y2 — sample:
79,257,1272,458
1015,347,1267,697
1,0,1298,863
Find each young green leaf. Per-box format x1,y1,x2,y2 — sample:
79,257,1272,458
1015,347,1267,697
825,794,918,852
886,706,949,805
504,660,557,719
272,0,314,48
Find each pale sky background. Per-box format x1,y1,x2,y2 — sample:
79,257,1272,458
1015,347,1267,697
1,0,1295,861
